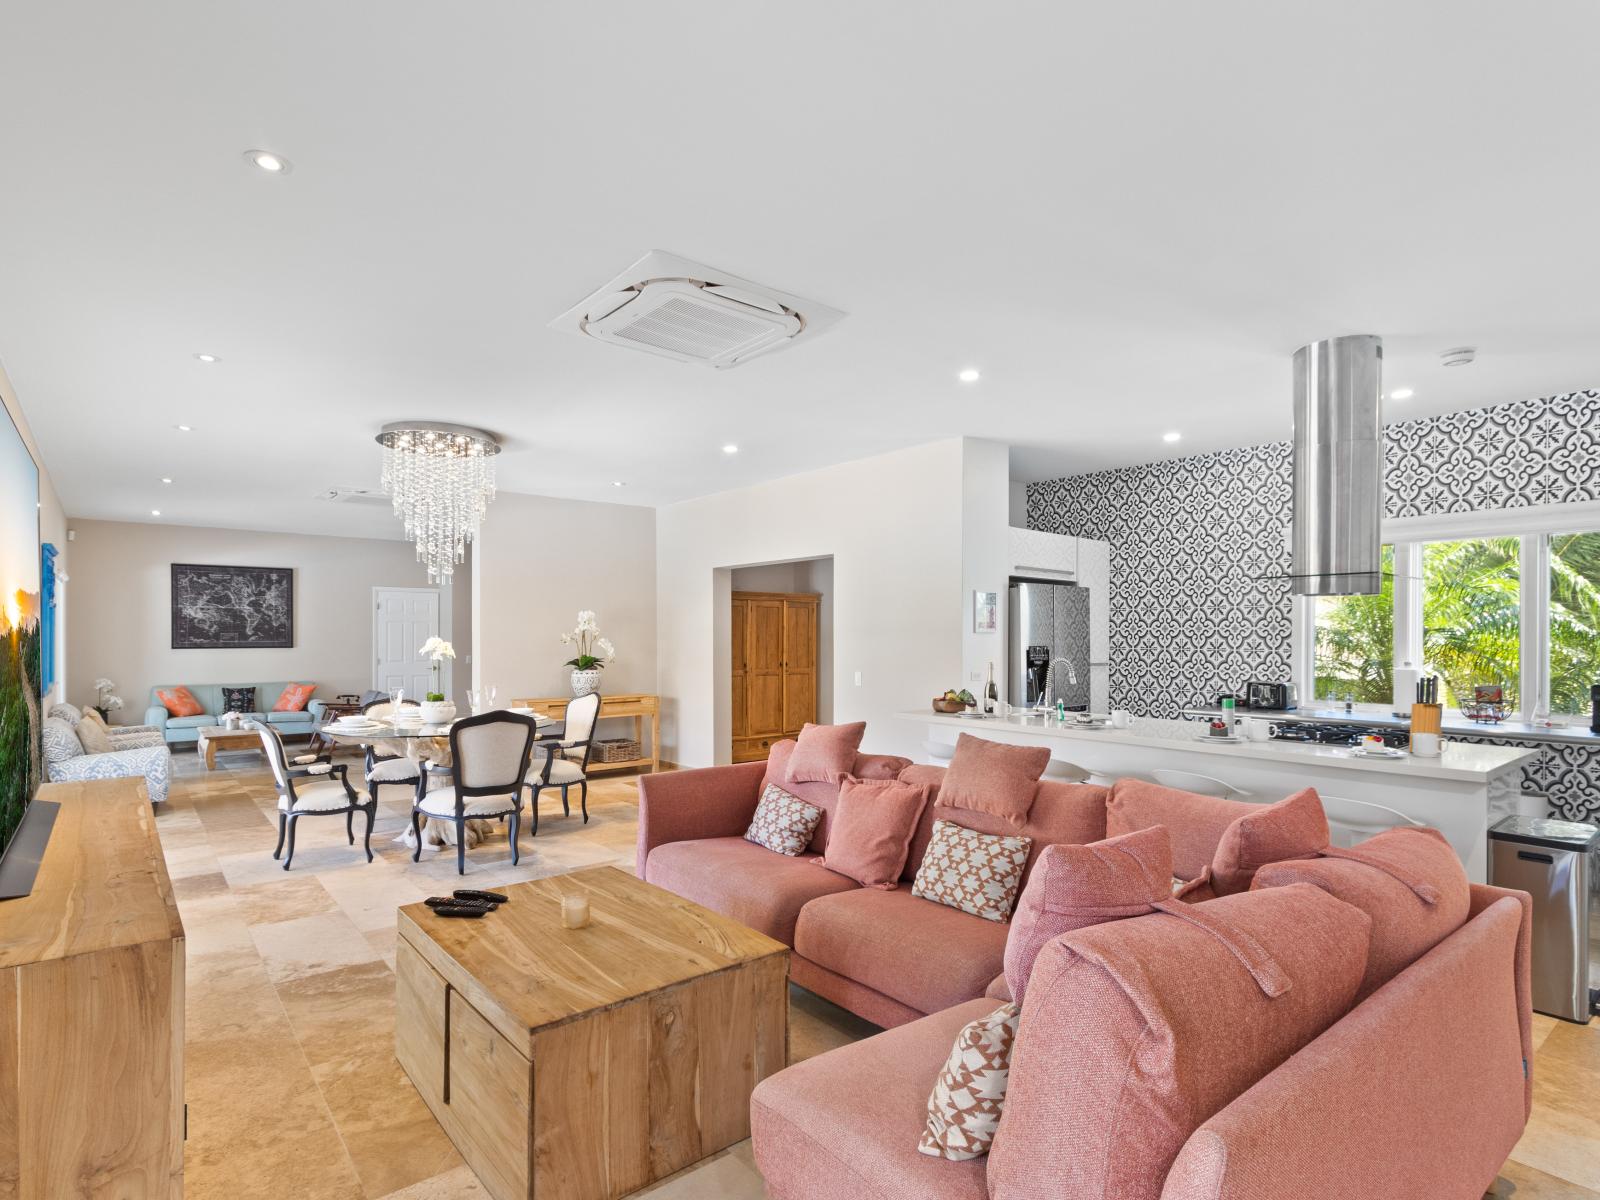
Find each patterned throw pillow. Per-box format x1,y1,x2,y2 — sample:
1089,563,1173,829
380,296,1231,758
41,717,84,764
273,683,316,713
156,686,204,718
221,686,257,714
919,1002,1020,1160
912,819,1032,922
745,783,825,857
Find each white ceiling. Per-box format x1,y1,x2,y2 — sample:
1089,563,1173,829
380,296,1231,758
2,1,1598,538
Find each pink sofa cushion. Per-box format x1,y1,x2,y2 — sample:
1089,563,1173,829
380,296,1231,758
987,883,1371,1200
937,734,1052,827
645,836,857,946
764,740,915,854
1003,825,1173,1008
1252,825,1470,997
795,887,1011,1017
1210,786,1330,895
899,765,1109,884
819,776,933,889
1106,778,1254,881
786,721,868,784
752,998,995,1200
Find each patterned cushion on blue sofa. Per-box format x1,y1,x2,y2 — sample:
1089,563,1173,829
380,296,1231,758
42,717,83,764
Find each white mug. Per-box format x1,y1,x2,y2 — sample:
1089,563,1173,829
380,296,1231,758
1412,732,1441,758
1110,709,1131,729
1245,718,1273,742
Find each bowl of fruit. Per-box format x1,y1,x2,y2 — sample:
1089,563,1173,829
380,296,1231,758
932,689,976,714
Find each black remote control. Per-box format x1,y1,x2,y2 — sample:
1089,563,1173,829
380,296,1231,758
426,896,496,911
454,889,509,904
432,904,487,918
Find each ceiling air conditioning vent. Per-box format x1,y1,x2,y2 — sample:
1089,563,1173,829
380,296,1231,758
318,486,391,507
550,250,845,369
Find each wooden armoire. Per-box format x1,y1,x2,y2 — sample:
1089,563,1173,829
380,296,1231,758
731,590,820,762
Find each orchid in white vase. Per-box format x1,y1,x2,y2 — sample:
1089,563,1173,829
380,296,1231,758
92,677,124,716
561,612,615,696
418,637,455,703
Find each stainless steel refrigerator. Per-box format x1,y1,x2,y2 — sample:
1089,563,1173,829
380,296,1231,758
1008,579,1092,711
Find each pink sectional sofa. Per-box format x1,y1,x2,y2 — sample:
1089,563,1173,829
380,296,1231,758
638,741,1111,1026
637,740,1535,1198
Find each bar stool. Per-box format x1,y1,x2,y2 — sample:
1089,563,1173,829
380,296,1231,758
1151,768,1253,800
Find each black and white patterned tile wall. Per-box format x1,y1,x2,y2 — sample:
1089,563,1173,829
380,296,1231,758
1027,388,1600,822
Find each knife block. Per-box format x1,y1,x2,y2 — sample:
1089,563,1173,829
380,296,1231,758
1410,703,1443,736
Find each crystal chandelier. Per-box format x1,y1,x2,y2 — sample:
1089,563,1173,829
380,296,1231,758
376,421,501,584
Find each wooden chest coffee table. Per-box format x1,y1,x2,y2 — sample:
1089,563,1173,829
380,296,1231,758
395,867,789,1200
196,725,263,769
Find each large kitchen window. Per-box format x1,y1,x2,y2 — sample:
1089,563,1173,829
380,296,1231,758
1548,530,1600,717
1312,545,1394,704
1295,512,1600,723
1420,537,1520,710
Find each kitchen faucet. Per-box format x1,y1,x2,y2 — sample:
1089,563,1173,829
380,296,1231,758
1044,657,1078,709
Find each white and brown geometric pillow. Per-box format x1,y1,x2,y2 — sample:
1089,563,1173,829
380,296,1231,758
744,783,825,857
911,819,1032,922
918,1001,1020,1160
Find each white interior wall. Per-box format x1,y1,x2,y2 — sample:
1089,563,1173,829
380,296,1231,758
658,440,967,765
472,491,656,702
962,438,1012,697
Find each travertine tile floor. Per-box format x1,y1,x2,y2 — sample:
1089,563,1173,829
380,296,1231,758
160,750,1598,1199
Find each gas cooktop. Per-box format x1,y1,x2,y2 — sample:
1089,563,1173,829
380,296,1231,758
1269,722,1411,750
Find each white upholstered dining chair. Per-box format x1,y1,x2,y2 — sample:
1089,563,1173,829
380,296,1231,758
411,711,538,875
526,690,601,832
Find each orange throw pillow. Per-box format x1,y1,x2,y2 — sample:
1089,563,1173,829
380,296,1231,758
156,686,203,718
273,683,316,713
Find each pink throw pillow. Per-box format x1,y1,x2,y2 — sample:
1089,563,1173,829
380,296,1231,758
818,776,932,889
1003,825,1173,1007
1210,787,1330,895
1106,778,1254,881
937,734,1051,828
786,722,867,785
1252,825,1469,997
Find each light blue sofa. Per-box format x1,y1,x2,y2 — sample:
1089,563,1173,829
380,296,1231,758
144,683,328,746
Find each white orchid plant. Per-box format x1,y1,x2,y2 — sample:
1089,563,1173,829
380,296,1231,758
418,637,456,702
92,677,124,712
560,611,616,672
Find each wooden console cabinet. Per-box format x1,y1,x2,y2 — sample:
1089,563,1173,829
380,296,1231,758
0,778,185,1198
731,591,819,762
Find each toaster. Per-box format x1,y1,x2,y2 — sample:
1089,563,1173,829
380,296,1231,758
1244,682,1297,711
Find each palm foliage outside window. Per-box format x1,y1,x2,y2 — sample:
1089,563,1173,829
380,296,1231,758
1420,538,1520,709
1549,531,1600,715
1313,546,1394,704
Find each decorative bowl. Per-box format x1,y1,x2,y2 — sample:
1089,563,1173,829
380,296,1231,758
419,700,457,724
932,698,967,714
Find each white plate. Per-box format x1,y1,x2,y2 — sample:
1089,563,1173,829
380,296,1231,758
1198,734,1244,744
1349,747,1406,759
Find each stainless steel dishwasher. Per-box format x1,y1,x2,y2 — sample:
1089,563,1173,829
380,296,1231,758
1489,816,1599,1024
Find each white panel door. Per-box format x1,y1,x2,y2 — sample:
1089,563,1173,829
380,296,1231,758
373,587,440,699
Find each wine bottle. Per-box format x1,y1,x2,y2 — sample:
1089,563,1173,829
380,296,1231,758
985,662,998,715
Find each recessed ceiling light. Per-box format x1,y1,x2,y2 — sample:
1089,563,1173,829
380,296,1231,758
194,353,219,363
1162,431,1182,443
958,368,981,383
175,424,192,432
1389,387,1414,400
244,150,291,174
150,510,161,517
722,444,739,455
611,480,626,488
160,477,173,484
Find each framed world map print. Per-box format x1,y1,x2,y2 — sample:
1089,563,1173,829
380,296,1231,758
171,563,294,649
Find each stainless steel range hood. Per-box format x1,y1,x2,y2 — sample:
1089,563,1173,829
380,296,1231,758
1290,334,1383,595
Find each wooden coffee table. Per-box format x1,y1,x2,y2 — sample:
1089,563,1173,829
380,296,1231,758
196,725,263,769
395,867,789,1200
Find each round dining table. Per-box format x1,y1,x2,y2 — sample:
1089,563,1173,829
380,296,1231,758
315,712,556,850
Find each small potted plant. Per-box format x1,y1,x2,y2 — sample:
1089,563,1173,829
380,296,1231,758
561,611,615,697
418,638,458,724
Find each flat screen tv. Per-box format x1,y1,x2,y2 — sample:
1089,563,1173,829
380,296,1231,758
0,400,47,898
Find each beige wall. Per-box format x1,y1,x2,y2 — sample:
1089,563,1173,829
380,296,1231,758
1,358,68,702
472,491,657,702
65,519,454,722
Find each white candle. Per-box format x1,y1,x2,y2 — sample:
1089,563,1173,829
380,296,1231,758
561,895,590,929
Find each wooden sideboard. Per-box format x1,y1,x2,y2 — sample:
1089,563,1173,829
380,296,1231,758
512,693,660,774
0,778,185,1198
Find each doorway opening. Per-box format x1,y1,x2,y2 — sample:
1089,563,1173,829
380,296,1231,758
725,557,834,764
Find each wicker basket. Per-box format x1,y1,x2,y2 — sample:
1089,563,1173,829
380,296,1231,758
592,737,642,763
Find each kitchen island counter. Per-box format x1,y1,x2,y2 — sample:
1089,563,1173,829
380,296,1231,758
899,710,1537,882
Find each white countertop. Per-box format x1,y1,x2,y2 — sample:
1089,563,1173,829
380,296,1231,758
900,710,1538,783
